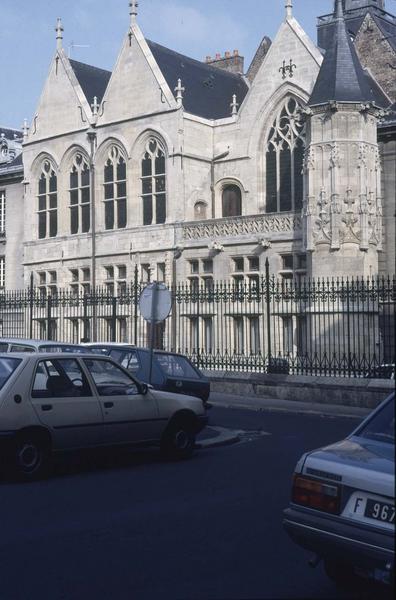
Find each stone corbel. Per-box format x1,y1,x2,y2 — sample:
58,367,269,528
208,240,224,253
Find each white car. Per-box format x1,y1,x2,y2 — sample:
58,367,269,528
0,337,92,354
283,393,395,588
0,353,208,481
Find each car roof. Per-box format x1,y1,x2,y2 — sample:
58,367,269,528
0,338,84,348
85,343,192,359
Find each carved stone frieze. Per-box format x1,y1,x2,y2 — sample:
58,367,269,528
181,213,302,241
340,190,360,243
313,188,331,244
330,143,341,168
303,146,315,172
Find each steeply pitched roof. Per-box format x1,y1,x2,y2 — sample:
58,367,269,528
147,40,249,120
69,60,112,105
310,2,382,106
0,127,22,141
379,102,396,129
373,14,396,52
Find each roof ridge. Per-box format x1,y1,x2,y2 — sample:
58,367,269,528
69,58,112,76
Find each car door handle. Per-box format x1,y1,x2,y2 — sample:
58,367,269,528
41,404,53,411
104,402,114,409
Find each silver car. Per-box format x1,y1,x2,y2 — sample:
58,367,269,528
0,353,207,481
283,393,395,588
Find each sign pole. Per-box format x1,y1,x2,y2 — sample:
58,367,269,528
148,282,159,385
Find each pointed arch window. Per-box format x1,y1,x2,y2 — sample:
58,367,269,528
141,139,166,226
266,97,305,213
69,154,90,234
38,160,58,239
104,147,127,230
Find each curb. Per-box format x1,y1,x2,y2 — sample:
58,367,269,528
196,426,240,449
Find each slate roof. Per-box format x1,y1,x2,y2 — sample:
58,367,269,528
147,40,249,120
379,102,396,129
310,3,384,106
373,14,396,52
69,60,112,105
0,127,22,141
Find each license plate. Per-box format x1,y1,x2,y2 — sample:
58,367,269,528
364,499,395,524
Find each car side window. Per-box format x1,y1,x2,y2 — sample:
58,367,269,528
9,344,35,353
83,359,140,397
32,359,92,399
110,349,140,374
0,343,9,352
155,354,200,379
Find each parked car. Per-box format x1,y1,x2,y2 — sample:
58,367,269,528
0,338,92,354
283,393,395,588
0,353,208,481
84,344,211,407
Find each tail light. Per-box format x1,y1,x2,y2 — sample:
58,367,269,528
292,475,341,515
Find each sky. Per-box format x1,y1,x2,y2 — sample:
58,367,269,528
0,0,373,129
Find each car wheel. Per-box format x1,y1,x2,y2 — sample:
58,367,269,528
161,419,196,460
324,559,360,590
10,434,51,482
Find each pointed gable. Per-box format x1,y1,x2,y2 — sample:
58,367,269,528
28,51,92,142
310,0,377,106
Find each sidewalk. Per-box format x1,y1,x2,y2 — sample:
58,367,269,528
208,391,373,419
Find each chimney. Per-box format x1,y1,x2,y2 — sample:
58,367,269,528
204,50,245,75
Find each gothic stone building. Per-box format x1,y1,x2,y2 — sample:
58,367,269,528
4,0,396,346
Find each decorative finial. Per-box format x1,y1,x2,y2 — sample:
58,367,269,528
335,0,344,19
129,0,138,24
174,79,185,107
55,17,64,51
91,97,99,117
22,119,29,141
285,0,293,20
230,94,239,116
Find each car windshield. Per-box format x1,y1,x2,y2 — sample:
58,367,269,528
155,354,200,379
357,397,395,445
0,357,22,390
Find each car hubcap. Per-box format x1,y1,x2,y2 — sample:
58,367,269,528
18,443,40,472
174,430,190,450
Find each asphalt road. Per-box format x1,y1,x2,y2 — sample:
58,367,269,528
0,402,389,600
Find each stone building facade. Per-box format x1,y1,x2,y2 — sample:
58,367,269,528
4,0,396,300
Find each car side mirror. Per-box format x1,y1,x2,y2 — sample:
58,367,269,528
140,383,149,395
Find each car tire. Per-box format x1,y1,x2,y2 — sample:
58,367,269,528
9,434,51,482
161,418,196,460
324,559,360,590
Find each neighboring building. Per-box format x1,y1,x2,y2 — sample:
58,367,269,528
5,0,396,295
0,127,24,291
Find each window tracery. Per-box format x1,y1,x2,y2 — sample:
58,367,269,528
266,97,305,213
141,139,166,226
104,146,127,230
38,160,58,239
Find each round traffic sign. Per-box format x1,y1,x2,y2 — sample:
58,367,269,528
139,282,172,323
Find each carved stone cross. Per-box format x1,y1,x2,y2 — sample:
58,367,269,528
230,94,239,116
175,79,185,107
91,96,99,117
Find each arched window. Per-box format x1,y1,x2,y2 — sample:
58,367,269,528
38,160,57,239
104,147,127,230
141,139,166,225
194,201,207,221
222,184,242,217
266,97,305,213
69,154,90,234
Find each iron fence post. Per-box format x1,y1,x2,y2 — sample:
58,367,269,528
29,272,34,339
133,264,139,346
47,294,52,341
346,279,352,377
265,258,272,370
83,294,88,342
111,296,117,342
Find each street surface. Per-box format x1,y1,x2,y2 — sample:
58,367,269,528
0,398,390,600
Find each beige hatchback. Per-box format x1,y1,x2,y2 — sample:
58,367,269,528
0,353,208,481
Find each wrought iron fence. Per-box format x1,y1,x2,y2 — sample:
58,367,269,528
0,268,395,378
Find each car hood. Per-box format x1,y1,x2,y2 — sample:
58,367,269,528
302,437,395,497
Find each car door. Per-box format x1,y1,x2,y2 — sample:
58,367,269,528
82,357,162,445
30,357,104,450
155,353,206,399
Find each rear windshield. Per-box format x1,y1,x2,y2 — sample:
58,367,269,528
155,354,200,379
38,345,89,354
357,397,395,445
0,357,22,390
